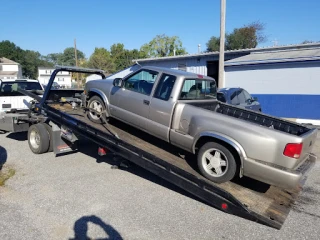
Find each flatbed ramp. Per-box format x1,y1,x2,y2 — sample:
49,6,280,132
47,103,303,229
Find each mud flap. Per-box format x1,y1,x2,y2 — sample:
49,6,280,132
52,123,78,155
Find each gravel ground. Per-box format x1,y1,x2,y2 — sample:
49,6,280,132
1,131,320,240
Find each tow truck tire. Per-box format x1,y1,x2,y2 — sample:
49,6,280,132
87,95,107,124
197,142,237,183
42,123,53,152
28,124,50,154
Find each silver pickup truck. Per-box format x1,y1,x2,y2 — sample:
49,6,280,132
83,66,317,190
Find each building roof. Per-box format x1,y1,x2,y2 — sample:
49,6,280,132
0,57,19,65
0,71,18,76
133,42,320,63
225,48,320,66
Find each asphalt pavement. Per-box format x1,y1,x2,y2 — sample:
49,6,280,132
1,131,320,240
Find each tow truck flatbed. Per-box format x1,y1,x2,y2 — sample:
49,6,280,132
45,102,306,229
3,65,315,230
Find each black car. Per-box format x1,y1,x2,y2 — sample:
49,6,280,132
217,87,262,112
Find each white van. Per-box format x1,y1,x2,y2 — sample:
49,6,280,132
0,79,43,113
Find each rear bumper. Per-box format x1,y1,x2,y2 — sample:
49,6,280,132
243,153,317,190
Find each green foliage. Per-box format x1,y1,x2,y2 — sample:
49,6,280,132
140,34,187,58
110,43,142,72
301,40,319,44
87,47,115,73
0,166,16,186
45,48,85,66
206,21,267,52
206,36,220,52
0,40,53,79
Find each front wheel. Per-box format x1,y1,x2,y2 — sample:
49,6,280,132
87,96,107,124
197,142,237,183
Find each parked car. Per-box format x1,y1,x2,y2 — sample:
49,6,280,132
217,87,262,112
83,66,317,190
0,79,43,113
43,81,61,90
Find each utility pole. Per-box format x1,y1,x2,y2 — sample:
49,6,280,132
74,38,79,88
218,0,226,88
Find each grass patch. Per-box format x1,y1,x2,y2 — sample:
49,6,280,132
0,167,16,186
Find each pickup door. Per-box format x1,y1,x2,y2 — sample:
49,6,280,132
108,69,177,141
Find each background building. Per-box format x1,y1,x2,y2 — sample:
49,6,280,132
0,57,23,79
38,67,72,88
132,43,320,121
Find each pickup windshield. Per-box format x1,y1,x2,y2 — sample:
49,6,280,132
0,81,42,96
179,79,217,100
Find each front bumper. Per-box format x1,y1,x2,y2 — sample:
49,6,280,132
243,153,317,190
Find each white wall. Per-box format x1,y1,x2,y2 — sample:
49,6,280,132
2,64,19,71
38,68,72,87
225,61,320,94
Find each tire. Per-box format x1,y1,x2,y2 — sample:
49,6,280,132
42,123,53,152
197,142,237,183
87,95,107,124
28,123,50,154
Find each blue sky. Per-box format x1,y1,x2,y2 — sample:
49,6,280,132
2,0,320,58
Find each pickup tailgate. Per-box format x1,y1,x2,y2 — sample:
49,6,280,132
0,96,34,111
299,128,318,163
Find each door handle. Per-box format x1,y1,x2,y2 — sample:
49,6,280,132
143,100,150,105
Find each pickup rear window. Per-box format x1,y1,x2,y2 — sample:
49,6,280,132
0,81,42,96
179,79,217,100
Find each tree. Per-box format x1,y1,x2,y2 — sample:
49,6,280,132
206,36,220,52
87,47,115,73
0,40,53,79
110,43,142,72
206,21,267,51
301,40,319,44
58,47,85,66
0,40,23,61
140,34,187,58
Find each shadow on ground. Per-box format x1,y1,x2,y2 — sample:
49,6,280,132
0,145,7,170
6,132,27,141
70,215,123,240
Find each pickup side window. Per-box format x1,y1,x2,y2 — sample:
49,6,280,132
153,74,176,101
123,69,158,96
179,79,216,100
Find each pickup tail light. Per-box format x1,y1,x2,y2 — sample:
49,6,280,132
283,143,303,159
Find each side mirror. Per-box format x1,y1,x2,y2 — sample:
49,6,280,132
113,78,123,87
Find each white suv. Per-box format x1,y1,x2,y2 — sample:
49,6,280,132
0,79,43,113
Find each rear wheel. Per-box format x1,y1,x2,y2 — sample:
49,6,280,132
43,123,53,152
197,142,237,183
87,95,107,124
28,123,50,154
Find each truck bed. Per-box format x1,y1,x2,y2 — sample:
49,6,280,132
189,101,311,136
48,103,308,229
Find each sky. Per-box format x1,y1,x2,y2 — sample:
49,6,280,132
1,0,320,58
